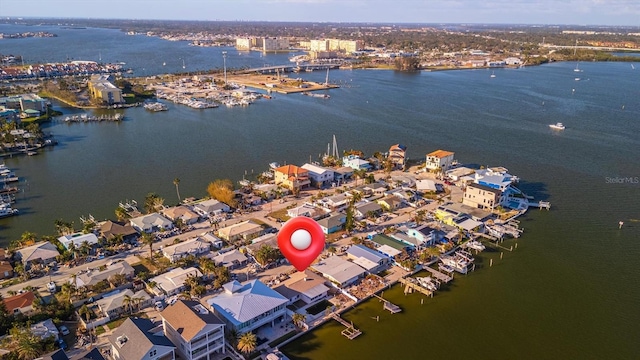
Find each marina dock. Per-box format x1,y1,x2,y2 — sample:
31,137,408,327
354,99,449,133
372,294,402,314
424,267,454,283
399,277,434,297
330,313,362,340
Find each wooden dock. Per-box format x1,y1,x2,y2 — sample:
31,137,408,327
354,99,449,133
372,294,402,314
424,267,454,283
399,277,433,297
330,313,362,339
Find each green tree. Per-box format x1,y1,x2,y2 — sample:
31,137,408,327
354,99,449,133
141,232,155,260
237,331,257,354
254,245,281,266
144,192,165,214
115,206,129,222
292,313,307,330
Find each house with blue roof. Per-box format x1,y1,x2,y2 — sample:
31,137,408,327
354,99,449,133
346,245,390,274
207,279,288,334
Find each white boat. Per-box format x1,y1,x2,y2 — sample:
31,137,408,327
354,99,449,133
574,63,581,72
0,204,18,218
144,102,168,112
574,77,581,81
490,71,496,78
549,122,565,130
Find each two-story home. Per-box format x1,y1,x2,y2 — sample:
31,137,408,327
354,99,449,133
406,224,438,248
388,143,407,170
463,182,503,210
425,149,455,172
317,213,346,234
207,280,288,334
108,318,176,360
161,300,225,360
130,213,174,233
273,270,329,306
342,155,372,171
162,238,211,262
317,193,350,212
274,165,310,193
301,163,335,188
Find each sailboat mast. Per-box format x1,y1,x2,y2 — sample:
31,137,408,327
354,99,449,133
325,67,329,86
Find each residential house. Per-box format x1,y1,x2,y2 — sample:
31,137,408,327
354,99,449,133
287,203,326,219
301,163,334,188
192,199,231,217
472,167,519,192
69,348,106,360
273,165,310,192
207,280,288,334
463,182,503,210
161,300,226,360
58,232,99,251
354,202,382,220
71,261,135,289
352,183,387,198
31,318,60,340
100,221,139,243
162,238,210,262
316,213,346,234
96,289,152,319
436,202,493,224
388,144,407,169
149,267,203,296
425,149,456,172
217,220,264,243
317,193,350,212
88,74,124,105
211,249,248,270
377,196,403,211
130,213,174,233
246,234,278,256
332,167,353,184
0,260,13,279
162,206,200,225
198,232,225,249
345,245,390,274
416,179,438,194
108,317,176,360
342,155,372,171
406,225,438,247
445,166,476,181
15,241,60,269
273,270,329,305
3,291,36,316
370,234,411,258
311,255,366,287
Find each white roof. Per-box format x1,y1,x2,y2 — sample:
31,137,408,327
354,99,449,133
96,289,151,314
458,218,483,231
213,249,248,266
58,232,99,250
351,257,379,271
71,261,134,287
301,163,333,175
193,199,230,214
416,179,437,192
207,280,288,325
163,238,210,258
311,256,366,285
16,241,59,263
376,245,402,257
130,213,173,232
150,267,203,294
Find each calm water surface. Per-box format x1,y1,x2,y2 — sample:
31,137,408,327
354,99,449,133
1,25,639,359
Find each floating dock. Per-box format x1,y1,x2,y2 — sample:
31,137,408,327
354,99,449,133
330,313,362,340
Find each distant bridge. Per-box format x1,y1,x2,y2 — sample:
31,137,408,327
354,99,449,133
236,63,341,74
542,45,640,52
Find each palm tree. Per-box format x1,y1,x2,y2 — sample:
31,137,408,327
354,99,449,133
122,294,133,314
353,169,367,186
141,232,155,260
292,313,307,330
237,332,257,354
173,178,181,203
115,206,129,222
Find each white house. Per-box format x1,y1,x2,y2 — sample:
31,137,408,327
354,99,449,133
345,245,390,274
311,255,367,287
130,213,173,233
149,267,203,296
58,232,99,250
207,280,288,334
301,163,335,188
287,203,326,219
425,149,455,172
162,238,211,262
193,199,231,217
161,300,226,360
97,289,152,318
342,155,372,171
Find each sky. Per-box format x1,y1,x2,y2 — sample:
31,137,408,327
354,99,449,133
1,0,639,26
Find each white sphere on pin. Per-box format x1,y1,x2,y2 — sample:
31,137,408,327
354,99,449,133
290,229,312,250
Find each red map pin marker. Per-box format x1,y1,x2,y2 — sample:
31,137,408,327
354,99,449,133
277,216,325,271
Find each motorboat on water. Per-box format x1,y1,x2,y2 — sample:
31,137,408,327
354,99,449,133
549,122,566,130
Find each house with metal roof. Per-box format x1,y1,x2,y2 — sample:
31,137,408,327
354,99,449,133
345,245,390,274
15,241,59,269
162,237,211,262
130,213,174,233
273,270,330,305
311,255,367,287
207,279,288,334
108,317,176,360
192,199,231,217
301,163,335,188
161,300,225,360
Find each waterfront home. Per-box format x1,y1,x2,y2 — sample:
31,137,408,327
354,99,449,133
377,196,403,211
317,193,350,212
207,279,288,334
388,143,407,169
273,270,329,306
31,318,60,341
71,261,135,289
0,261,13,279
148,267,203,296
15,241,60,269
425,149,456,172
446,166,476,181
96,289,152,318
354,201,382,220
311,255,367,287
3,291,36,316
108,318,176,360
217,220,264,243
161,300,226,360
274,164,310,192
406,225,438,247
301,163,335,188
342,155,372,171
332,166,353,184
162,206,200,225
436,202,493,223
192,199,231,217
370,234,412,258
463,182,504,210
162,237,210,262
99,220,139,243
211,249,248,270
198,231,225,249
287,203,326,219
346,245,390,274
471,167,519,192
58,232,99,250
129,213,174,234
88,74,124,105
253,184,289,200
389,232,423,248
317,213,346,234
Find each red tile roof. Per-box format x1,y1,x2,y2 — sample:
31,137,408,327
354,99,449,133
3,291,35,312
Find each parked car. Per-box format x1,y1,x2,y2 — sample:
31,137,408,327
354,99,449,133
59,325,70,336
57,339,68,350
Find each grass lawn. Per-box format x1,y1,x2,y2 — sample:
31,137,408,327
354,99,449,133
267,208,290,222
94,326,106,336
132,262,151,275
